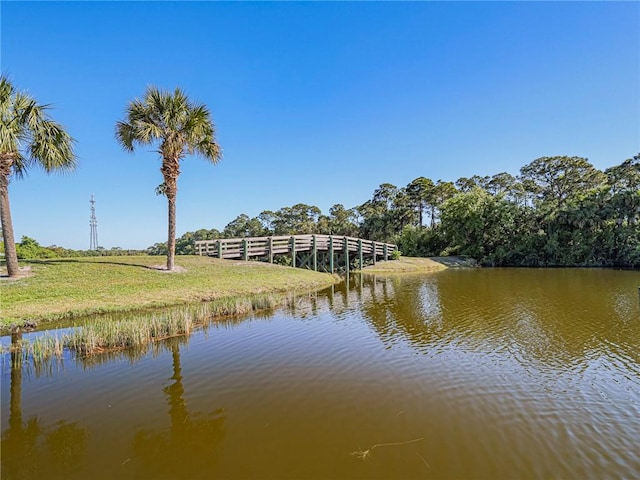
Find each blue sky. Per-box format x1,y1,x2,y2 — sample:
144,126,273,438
2,1,638,250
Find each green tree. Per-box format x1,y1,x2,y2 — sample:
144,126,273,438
431,180,457,226
604,154,640,266
327,204,359,236
439,188,522,265
271,204,321,235
395,224,446,257
116,86,221,271
486,172,517,196
15,236,58,259
406,177,435,227
391,187,418,232
0,76,76,277
257,210,276,235
455,175,489,193
358,184,400,241
520,156,605,211
223,214,266,238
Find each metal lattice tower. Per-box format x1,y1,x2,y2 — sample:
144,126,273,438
89,194,99,250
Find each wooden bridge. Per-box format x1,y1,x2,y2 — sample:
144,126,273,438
195,235,397,273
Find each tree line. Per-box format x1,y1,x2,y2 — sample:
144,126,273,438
9,236,148,259
160,154,639,268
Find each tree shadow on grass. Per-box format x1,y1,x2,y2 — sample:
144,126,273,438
25,258,158,270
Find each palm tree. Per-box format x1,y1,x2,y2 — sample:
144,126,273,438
0,76,76,278
116,87,221,271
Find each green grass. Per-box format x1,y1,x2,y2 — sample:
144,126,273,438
0,255,339,330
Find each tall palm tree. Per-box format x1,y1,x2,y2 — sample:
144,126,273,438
116,87,221,271
0,76,76,278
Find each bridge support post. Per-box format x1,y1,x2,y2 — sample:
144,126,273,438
384,244,388,261
344,236,349,273
372,241,376,265
329,236,334,274
290,236,296,268
358,239,363,269
312,235,318,271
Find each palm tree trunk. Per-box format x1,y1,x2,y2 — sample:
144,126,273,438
161,157,180,271
0,173,19,278
167,192,176,271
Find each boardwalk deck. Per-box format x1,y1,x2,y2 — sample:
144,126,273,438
195,235,397,273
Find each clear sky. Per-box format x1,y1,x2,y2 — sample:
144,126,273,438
2,1,638,250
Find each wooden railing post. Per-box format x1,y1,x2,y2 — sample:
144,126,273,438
329,236,334,274
383,244,388,261
290,236,296,268
242,239,249,261
312,235,318,271
372,241,376,265
344,236,349,272
217,240,222,259
358,239,363,269
268,237,274,263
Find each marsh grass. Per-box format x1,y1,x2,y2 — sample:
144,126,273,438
9,292,299,364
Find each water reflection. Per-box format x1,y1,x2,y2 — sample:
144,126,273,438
128,339,226,478
351,269,640,372
1,268,639,479
2,332,88,479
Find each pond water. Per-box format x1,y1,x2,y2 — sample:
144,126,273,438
2,268,639,479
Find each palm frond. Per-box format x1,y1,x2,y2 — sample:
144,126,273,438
29,119,76,173
115,121,137,152
117,85,221,165
10,153,28,179
0,76,76,176
195,139,222,164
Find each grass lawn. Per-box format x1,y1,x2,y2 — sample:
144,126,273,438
0,255,339,330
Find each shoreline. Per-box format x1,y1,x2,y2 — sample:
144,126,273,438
1,254,474,334
360,256,450,273
0,255,340,333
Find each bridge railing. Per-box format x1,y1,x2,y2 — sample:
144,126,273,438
194,234,397,270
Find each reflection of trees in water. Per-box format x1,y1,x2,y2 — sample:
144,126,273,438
1,332,87,479
128,338,227,478
343,270,640,368
349,274,444,348
434,269,640,366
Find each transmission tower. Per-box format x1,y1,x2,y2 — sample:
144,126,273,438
89,194,99,250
